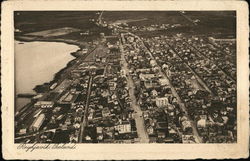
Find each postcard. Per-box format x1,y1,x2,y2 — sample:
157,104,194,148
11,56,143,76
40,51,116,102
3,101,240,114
1,0,249,160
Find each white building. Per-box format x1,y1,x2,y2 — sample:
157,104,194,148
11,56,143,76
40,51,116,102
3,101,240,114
155,97,169,107
30,114,45,131
197,115,207,128
34,101,54,109
115,124,131,134
159,78,169,86
150,59,157,67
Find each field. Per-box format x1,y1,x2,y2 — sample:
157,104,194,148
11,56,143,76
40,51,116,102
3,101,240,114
103,11,188,26
15,11,236,39
103,11,236,37
14,11,98,33
15,11,112,41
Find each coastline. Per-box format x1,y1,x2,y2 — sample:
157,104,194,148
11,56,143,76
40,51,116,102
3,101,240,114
15,36,87,49
15,36,84,113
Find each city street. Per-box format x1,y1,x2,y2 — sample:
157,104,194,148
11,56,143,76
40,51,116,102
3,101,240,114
79,76,93,143
13,10,238,146
120,36,149,143
136,34,203,143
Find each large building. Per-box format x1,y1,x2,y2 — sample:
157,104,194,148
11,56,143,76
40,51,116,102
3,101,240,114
30,114,45,131
34,101,54,109
155,97,169,107
115,122,131,134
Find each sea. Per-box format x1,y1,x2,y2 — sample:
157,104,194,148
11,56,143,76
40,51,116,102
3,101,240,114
15,40,79,111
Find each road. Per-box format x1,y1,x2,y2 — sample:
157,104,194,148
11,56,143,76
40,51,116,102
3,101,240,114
125,32,203,143
165,43,215,96
120,34,149,143
78,76,93,143
182,40,236,82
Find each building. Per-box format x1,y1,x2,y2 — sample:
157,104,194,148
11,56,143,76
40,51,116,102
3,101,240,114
136,68,151,73
144,80,160,89
151,89,158,97
18,128,27,135
147,126,155,135
159,78,169,86
197,115,207,128
181,120,192,132
102,107,110,117
34,101,54,109
115,123,131,134
96,127,103,134
50,83,58,90
155,97,169,107
139,73,155,81
150,59,157,67
208,37,236,42
182,135,196,143
30,114,45,131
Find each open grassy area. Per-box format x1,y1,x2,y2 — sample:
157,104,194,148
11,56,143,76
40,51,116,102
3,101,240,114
15,11,112,41
103,11,188,26
15,11,98,33
15,11,236,39
103,11,236,37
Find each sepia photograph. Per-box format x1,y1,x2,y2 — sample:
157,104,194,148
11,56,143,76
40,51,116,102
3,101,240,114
14,10,237,144
1,0,249,160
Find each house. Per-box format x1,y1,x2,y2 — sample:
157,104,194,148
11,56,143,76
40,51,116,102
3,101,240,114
102,107,110,117
70,135,78,143
143,112,149,118
73,123,80,129
147,126,155,135
197,115,207,128
19,128,27,135
151,89,158,97
111,94,117,100
97,134,104,141
64,117,72,125
150,59,157,66
85,135,92,141
96,127,103,134
88,112,94,121
182,120,192,131
159,78,169,86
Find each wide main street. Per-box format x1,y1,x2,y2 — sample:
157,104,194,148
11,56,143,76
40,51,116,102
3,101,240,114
78,75,93,143
141,35,203,143
121,32,203,143
120,34,150,143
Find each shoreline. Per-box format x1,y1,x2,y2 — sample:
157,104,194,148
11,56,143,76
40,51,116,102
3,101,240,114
15,36,84,113
15,36,87,49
